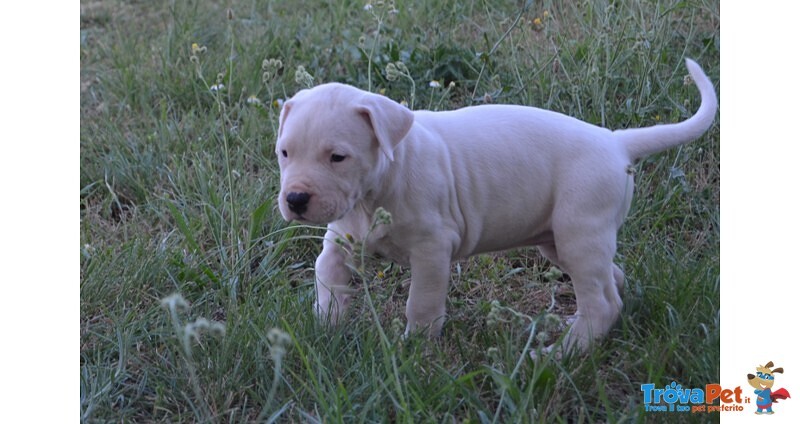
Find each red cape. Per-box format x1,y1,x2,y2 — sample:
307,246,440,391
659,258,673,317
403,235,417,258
771,388,791,403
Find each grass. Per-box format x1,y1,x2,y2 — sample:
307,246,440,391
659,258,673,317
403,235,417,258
80,0,720,421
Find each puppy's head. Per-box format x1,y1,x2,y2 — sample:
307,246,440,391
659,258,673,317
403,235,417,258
275,83,413,224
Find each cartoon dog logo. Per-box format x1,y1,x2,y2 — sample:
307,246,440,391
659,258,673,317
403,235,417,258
747,361,791,414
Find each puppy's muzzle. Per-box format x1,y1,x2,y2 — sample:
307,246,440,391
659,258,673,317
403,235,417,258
286,192,311,215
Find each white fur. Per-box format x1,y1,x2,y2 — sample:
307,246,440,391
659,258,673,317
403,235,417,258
276,59,717,355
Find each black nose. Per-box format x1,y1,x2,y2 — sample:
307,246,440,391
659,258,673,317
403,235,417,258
286,192,311,214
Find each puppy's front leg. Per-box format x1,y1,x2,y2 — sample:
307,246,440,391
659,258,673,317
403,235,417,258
314,229,355,325
405,246,452,337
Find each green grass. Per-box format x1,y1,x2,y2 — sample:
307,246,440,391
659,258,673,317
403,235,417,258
81,0,719,421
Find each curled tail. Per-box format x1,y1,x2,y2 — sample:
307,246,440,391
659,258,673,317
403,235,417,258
614,59,718,160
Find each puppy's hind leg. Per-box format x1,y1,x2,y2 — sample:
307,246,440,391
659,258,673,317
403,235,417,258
537,244,563,270
612,263,625,294
536,243,622,337
550,227,623,355
537,243,575,328
539,243,624,299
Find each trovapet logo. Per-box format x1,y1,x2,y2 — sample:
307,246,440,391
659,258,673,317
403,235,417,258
642,360,792,415
641,382,745,414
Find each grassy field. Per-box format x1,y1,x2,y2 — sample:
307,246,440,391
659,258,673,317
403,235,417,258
80,0,720,421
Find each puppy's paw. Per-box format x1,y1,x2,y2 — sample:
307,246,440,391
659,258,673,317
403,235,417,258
529,344,562,361
403,316,445,339
314,287,356,327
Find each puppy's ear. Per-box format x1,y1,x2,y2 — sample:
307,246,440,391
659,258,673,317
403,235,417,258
277,99,294,138
278,88,312,138
773,367,784,374
355,93,414,161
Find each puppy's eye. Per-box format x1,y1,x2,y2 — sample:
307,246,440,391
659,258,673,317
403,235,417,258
281,150,288,158
330,154,347,163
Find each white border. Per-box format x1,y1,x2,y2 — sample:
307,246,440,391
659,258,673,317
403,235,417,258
721,1,798,422
3,2,74,421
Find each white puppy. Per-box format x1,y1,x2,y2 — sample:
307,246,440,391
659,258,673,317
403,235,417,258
276,59,717,355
